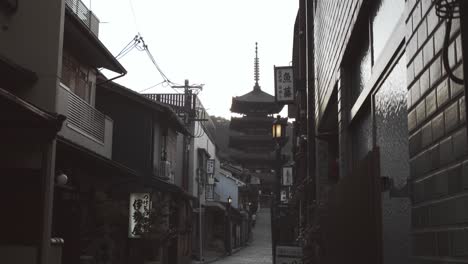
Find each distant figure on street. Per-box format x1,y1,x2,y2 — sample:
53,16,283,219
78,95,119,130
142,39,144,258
252,214,256,227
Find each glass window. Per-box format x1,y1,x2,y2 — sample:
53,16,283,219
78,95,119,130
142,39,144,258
374,54,410,264
153,123,161,171
351,106,372,166
61,54,92,103
375,55,408,188
371,0,405,63
349,23,372,105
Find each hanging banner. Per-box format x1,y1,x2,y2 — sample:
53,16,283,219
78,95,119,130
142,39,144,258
274,66,295,103
129,193,151,238
282,166,293,186
207,159,215,174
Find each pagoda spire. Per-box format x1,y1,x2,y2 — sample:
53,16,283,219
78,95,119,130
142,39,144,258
254,42,261,91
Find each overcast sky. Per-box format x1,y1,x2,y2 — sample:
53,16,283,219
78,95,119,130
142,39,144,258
90,0,298,119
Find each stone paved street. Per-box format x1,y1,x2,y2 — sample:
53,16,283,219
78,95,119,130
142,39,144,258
211,208,272,264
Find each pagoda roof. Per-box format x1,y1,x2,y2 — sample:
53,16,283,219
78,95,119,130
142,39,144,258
231,42,284,114
230,116,287,131
228,134,276,150
235,86,276,103
230,86,284,114
229,149,276,168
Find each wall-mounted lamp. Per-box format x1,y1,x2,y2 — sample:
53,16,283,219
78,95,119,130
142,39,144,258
56,172,68,186
272,115,286,140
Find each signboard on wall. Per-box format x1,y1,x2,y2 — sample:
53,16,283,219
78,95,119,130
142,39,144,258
129,193,151,238
282,167,293,186
276,246,303,264
207,159,215,174
281,190,288,202
274,66,295,103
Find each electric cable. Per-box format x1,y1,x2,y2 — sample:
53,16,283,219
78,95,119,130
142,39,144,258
138,80,167,93
116,35,139,58
433,0,464,84
442,17,464,84
128,0,140,34
123,0,183,92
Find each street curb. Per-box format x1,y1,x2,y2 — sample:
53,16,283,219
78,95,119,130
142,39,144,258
195,245,250,264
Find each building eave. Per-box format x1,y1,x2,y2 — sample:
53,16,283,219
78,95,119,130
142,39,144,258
98,80,191,136
0,87,65,140
0,54,38,90
64,9,126,74
230,98,284,114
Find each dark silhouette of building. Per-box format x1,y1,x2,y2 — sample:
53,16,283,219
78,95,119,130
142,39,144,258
289,1,468,264
229,43,286,200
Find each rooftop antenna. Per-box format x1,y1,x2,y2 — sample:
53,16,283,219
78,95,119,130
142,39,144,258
254,42,261,91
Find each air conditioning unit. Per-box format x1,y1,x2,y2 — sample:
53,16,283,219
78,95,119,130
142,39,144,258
159,160,173,183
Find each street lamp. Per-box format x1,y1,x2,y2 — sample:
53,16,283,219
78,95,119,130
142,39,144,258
272,115,285,139
271,115,287,205
226,196,232,255
271,115,287,264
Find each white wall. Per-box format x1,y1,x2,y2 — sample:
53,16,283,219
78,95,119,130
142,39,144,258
215,169,245,209
189,122,216,203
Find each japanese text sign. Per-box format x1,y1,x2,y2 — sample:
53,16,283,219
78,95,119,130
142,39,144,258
274,66,295,103
207,159,215,174
282,166,293,186
129,193,151,238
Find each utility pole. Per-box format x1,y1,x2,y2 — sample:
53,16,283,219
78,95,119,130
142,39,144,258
171,79,203,119
172,79,204,261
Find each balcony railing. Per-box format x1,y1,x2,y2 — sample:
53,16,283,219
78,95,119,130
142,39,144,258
57,83,113,158
143,93,217,139
65,0,100,36
143,93,196,116
159,160,174,183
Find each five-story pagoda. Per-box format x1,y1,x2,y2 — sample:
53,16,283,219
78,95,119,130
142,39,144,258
229,43,286,194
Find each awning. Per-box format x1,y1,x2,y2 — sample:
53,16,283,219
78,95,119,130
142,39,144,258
150,177,197,201
56,136,138,181
0,54,37,90
0,87,65,142
205,201,226,211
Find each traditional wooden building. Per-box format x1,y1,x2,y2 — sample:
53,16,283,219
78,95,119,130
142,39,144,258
229,43,286,198
96,80,194,264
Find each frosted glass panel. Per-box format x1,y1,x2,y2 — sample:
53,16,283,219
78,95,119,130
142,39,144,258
374,54,410,264
350,36,372,104
375,56,408,187
351,107,372,166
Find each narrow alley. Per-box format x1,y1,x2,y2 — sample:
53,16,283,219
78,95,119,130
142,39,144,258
5,1,468,264
212,208,272,264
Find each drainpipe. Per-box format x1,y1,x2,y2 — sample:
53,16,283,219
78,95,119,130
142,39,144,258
197,168,204,262
96,71,127,86
459,2,468,141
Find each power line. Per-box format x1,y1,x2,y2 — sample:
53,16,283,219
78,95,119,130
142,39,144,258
116,36,140,60
138,80,167,93
127,0,140,33
113,34,181,94
123,1,181,92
